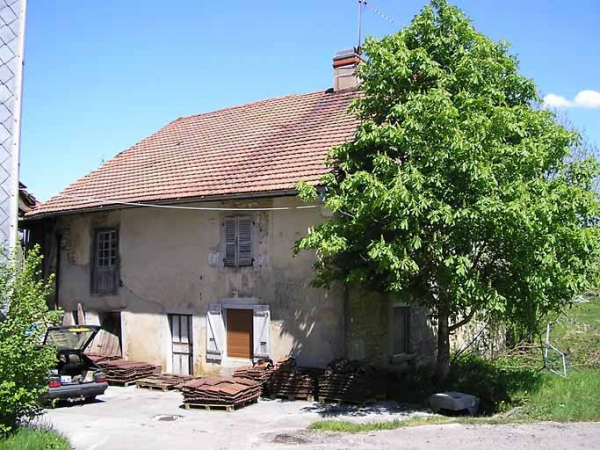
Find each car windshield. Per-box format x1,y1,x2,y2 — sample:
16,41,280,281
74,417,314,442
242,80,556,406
44,327,97,351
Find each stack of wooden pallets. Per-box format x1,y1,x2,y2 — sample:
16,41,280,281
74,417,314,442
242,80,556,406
181,377,261,411
317,358,387,405
266,357,323,401
233,359,273,395
136,373,195,391
97,359,158,385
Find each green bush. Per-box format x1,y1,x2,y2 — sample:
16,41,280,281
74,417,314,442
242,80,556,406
0,425,69,450
387,365,437,405
0,247,61,434
388,354,543,414
448,353,543,413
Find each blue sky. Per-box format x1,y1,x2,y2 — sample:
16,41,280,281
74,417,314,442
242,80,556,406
21,0,600,201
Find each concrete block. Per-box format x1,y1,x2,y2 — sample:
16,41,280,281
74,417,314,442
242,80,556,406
429,391,479,416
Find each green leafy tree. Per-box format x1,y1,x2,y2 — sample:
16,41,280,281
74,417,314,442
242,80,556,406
0,246,60,434
296,0,600,383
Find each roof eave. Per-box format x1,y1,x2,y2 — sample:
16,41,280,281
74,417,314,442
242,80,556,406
23,188,302,220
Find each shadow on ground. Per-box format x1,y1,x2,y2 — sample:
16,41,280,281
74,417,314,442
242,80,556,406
49,398,106,409
300,400,430,419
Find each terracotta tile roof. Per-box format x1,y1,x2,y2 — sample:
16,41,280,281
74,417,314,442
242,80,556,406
29,88,359,217
18,182,40,217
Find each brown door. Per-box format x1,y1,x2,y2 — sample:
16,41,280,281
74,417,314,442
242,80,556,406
227,309,253,359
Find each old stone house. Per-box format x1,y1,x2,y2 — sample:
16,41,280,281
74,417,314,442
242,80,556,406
25,50,438,376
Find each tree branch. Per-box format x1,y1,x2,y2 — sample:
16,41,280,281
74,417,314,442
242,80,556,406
338,209,355,219
449,308,477,332
471,241,487,270
451,316,490,362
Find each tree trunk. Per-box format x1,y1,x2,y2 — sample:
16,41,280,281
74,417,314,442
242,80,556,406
436,308,451,385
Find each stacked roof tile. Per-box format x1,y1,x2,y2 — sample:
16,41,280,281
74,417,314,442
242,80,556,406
181,377,261,408
29,89,359,217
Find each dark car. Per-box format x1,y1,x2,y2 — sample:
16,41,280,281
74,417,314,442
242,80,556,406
43,325,108,402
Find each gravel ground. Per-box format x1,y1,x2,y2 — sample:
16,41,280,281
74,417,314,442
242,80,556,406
263,422,600,450
42,386,600,450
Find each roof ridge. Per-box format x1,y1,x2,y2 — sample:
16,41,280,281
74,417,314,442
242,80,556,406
175,87,351,122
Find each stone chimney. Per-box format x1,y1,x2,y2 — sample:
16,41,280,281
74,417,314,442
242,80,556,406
333,48,360,91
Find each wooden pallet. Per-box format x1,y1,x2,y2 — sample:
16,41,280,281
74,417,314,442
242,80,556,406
108,380,139,387
269,394,315,402
135,375,192,392
183,398,258,412
136,383,174,392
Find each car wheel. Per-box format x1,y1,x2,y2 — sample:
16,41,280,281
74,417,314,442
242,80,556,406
84,396,96,403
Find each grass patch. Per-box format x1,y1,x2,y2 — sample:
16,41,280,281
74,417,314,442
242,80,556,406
309,415,524,434
446,295,600,416
308,416,450,433
309,369,600,434
0,426,70,450
315,296,600,435
373,295,600,430
513,295,600,421
550,297,600,370
520,369,600,422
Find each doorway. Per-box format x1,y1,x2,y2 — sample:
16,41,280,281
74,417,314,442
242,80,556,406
226,309,253,359
169,314,193,375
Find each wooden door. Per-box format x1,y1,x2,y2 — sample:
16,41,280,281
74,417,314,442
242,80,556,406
227,309,253,359
169,314,193,375
92,229,119,295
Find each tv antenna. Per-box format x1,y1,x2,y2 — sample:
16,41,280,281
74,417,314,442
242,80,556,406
357,0,394,51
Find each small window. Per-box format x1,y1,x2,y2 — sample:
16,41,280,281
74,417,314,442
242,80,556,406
393,305,410,355
223,217,253,267
92,228,119,295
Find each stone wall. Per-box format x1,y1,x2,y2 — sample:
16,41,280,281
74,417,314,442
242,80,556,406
346,288,390,365
451,315,506,359
408,306,437,366
346,286,437,369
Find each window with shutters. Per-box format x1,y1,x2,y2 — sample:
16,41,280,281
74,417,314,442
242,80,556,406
92,228,119,295
223,216,253,267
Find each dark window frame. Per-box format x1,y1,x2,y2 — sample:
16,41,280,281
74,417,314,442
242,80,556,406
91,227,120,295
392,305,410,355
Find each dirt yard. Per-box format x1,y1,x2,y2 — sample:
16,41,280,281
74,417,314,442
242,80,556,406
42,386,600,450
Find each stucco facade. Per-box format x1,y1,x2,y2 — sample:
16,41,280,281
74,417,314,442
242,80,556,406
54,196,344,374
50,195,439,375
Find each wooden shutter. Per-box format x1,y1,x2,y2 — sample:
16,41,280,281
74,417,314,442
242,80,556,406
206,303,224,362
253,305,270,360
223,216,253,267
237,217,253,267
92,228,119,295
224,218,236,267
